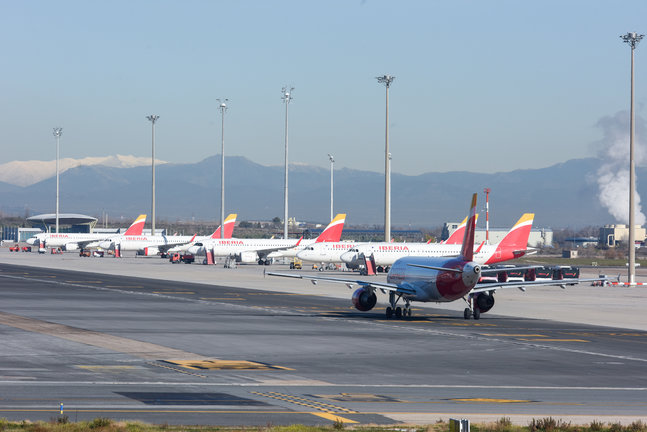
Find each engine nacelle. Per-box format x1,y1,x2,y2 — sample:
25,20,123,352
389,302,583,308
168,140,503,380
475,292,495,313
352,287,377,312
64,243,79,251
144,247,159,256
238,251,259,263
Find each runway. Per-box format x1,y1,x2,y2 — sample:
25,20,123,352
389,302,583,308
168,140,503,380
0,256,646,425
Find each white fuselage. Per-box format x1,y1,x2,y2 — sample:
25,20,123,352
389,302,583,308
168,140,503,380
187,238,301,258
341,242,505,267
28,233,111,249
99,235,195,252
296,241,356,263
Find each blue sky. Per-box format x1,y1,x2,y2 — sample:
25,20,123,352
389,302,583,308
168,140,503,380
2,0,647,175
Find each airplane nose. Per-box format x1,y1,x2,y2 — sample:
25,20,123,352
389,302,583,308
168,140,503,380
340,251,356,263
296,250,308,260
98,241,113,250
26,238,36,245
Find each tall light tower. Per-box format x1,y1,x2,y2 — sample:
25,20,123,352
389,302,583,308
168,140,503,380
377,74,395,242
53,128,63,233
146,115,160,236
282,86,294,239
328,153,334,222
621,32,644,284
484,188,491,245
217,99,228,239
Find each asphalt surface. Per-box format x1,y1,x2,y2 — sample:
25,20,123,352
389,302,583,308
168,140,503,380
0,251,646,426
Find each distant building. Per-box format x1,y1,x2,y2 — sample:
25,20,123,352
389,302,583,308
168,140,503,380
599,224,646,247
442,222,552,248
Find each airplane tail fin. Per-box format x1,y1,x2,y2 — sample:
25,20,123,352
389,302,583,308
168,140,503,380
443,214,479,245
459,194,478,262
211,213,237,239
314,213,346,243
496,213,534,252
124,214,147,236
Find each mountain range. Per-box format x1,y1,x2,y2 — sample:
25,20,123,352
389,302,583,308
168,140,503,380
0,155,635,229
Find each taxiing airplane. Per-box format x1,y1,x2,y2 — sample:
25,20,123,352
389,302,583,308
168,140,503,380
340,213,534,271
27,214,147,251
187,213,346,265
268,194,605,320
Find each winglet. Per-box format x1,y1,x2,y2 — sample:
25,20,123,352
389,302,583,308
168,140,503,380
315,213,346,243
460,194,478,262
295,236,303,246
124,214,147,236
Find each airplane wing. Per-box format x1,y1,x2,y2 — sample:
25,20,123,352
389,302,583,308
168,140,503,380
265,271,408,293
75,238,111,250
470,276,612,294
156,234,198,254
252,238,303,259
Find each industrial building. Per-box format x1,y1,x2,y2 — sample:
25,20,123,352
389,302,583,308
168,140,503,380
599,224,647,247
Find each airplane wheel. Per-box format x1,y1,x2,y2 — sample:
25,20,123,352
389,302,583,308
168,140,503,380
463,308,471,320
395,307,402,319
258,259,264,265
407,308,412,317
386,307,393,319
473,309,481,320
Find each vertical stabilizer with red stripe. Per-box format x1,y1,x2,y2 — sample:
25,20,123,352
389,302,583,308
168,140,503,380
314,213,346,243
211,213,237,239
460,194,478,262
124,214,147,236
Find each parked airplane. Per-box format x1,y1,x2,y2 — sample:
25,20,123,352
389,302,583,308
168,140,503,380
187,213,346,265
269,213,347,260
295,214,476,268
166,213,238,254
340,213,534,271
97,214,237,257
26,214,147,251
268,194,604,320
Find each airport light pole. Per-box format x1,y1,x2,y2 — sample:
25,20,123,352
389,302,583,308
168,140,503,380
328,153,334,222
376,74,395,242
53,128,63,234
282,86,294,239
146,115,160,236
217,99,228,239
621,32,643,284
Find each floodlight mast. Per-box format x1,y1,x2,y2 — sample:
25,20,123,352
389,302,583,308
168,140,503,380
376,74,395,242
53,128,63,234
146,115,160,236
217,99,229,239
282,86,294,239
621,32,644,285
328,153,334,222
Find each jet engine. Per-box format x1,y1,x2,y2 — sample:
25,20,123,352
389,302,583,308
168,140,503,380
237,251,259,263
474,292,495,313
64,243,79,251
352,287,377,312
142,247,159,256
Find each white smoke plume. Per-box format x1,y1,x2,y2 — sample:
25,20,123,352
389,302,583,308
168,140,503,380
595,111,647,225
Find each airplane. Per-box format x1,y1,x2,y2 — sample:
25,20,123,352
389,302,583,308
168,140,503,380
269,213,348,260
294,214,476,269
187,213,347,265
26,214,147,251
267,194,606,320
166,213,238,254
97,214,237,257
340,213,534,272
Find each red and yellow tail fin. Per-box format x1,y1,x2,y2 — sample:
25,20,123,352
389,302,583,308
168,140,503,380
443,214,479,245
497,213,534,251
211,213,237,239
314,213,346,243
460,194,478,262
124,214,146,236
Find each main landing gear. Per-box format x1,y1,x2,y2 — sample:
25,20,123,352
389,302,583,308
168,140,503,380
385,291,412,319
463,296,480,320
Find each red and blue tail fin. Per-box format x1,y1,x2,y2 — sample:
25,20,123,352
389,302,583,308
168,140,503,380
124,214,146,236
459,194,478,262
